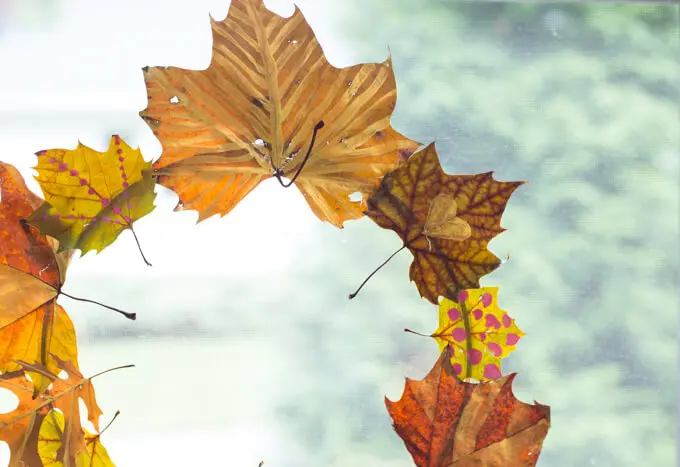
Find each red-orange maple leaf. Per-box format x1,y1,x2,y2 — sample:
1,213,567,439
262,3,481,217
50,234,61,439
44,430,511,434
386,352,550,466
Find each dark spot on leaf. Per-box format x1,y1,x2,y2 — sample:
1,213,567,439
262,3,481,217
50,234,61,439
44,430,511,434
399,149,413,162
375,130,385,139
252,98,265,109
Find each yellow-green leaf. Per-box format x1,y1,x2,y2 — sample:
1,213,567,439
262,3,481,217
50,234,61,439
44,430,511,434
39,411,114,467
27,136,156,257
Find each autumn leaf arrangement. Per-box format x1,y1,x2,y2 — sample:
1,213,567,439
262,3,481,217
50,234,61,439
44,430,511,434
0,0,551,465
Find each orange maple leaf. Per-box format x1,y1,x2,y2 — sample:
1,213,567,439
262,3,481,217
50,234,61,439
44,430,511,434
386,352,550,466
0,162,78,394
365,143,523,303
140,0,419,226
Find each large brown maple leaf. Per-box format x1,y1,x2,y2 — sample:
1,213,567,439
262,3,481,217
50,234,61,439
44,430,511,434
386,351,550,466
140,0,419,226
365,143,523,304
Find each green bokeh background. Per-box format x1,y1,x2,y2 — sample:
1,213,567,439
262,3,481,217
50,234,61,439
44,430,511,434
317,3,679,465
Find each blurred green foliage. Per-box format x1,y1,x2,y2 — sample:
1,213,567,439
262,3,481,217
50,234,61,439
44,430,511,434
270,3,678,466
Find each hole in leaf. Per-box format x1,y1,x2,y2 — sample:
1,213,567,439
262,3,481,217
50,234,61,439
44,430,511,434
253,139,265,147
0,442,9,467
349,192,363,202
0,388,19,413
169,96,180,104
288,39,298,44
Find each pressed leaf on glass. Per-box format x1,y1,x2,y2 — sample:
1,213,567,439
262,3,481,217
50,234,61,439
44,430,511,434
365,143,523,303
27,135,156,264
0,358,124,467
0,162,78,394
141,0,419,226
432,287,524,381
386,352,550,467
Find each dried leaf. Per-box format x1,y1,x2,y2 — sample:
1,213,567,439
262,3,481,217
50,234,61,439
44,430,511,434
386,352,550,466
423,193,471,242
141,0,419,226
0,162,78,394
432,287,524,381
366,143,523,303
27,135,156,257
39,410,114,467
0,359,112,467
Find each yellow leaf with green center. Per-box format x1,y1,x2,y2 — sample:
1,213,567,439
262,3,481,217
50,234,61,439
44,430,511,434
26,136,156,260
432,287,524,382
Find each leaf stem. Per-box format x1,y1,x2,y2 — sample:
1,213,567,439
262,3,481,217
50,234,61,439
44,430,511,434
275,121,325,187
99,410,121,436
404,328,430,337
89,364,135,380
349,244,407,299
130,227,152,266
58,291,136,320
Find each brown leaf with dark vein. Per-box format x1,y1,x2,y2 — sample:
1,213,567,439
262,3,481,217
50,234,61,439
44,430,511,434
386,351,550,466
141,0,419,226
365,143,523,303
0,162,78,394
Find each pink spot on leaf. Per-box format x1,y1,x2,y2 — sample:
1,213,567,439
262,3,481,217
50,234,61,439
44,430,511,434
472,309,483,320
119,156,125,162
502,314,512,328
80,178,88,186
117,149,123,155
447,308,461,321
479,332,487,342
481,293,493,307
48,157,56,163
468,348,483,365
122,173,128,180
487,342,502,356
101,198,110,206
102,216,111,222
119,165,124,171
123,215,131,223
485,314,501,329
122,182,129,188
54,213,60,220
57,163,68,171
483,364,502,380
69,169,79,176
506,334,521,346
88,188,96,195
112,206,122,215
451,328,466,342
452,363,462,375
114,135,121,145
458,290,469,303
